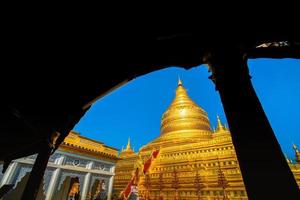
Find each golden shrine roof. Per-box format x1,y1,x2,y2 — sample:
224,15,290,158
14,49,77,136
160,79,211,137
119,138,137,158
60,131,119,161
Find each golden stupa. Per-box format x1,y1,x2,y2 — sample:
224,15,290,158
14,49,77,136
113,138,139,197
113,79,300,200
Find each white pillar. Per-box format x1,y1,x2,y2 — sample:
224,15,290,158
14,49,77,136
107,165,115,200
107,175,114,200
111,165,115,174
0,162,19,187
45,154,65,200
80,161,93,200
45,168,61,200
80,172,91,200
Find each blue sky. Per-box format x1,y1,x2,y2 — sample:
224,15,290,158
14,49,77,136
74,59,300,159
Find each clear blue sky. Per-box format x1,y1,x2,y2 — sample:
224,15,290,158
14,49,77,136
74,59,300,159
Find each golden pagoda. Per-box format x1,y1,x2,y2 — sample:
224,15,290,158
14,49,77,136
113,138,139,197
113,79,300,200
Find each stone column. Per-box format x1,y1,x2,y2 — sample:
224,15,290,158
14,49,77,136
0,162,19,187
80,161,93,200
45,155,65,200
110,165,115,173
80,173,91,200
107,166,115,200
205,49,300,199
107,175,114,200
45,168,61,200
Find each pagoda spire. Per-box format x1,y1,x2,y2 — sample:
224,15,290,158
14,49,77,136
178,76,183,86
285,154,291,164
293,143,299,152
126,137,131,151
216,115,225,132
293,143,300,163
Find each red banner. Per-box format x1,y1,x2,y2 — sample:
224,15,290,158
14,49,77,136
123,177,134,199
123,167,140,199
143,149,159,174
152,149,159,158
122,149,159,199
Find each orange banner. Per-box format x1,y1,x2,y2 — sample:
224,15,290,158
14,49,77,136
143,149,159,174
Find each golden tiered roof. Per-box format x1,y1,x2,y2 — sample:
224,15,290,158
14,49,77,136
60,131,119,161
119,138,137,158
160,79,212,140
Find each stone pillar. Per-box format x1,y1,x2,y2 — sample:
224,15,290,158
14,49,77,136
45,155,65,200
205,49,300,199
110,165,115,173
107,175,114,200
107,165,115,200
80,161,93,200
80,173,91,200
0,162,19,187
45,168,61,200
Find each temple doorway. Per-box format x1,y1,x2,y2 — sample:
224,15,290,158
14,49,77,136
90,179,107,200
52,176,80,200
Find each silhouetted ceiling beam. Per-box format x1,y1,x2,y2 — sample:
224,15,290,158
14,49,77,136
247,45,300,59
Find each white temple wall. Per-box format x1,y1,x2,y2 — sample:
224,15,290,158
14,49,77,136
0,150,116,200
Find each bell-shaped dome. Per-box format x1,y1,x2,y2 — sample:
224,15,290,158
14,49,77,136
160,79,211,137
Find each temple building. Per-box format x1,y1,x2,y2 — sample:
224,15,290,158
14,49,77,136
113,80,300,200
0,131,119,200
